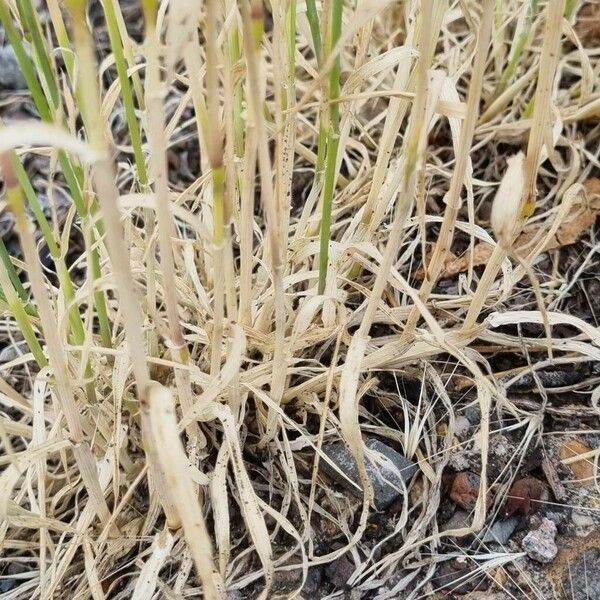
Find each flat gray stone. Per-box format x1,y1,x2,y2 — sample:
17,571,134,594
321,438,417,509
481,517,520,545
441,510,471,533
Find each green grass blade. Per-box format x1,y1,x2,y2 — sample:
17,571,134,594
317,0,342,294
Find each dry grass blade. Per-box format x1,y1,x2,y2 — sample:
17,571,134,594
146,383,224,599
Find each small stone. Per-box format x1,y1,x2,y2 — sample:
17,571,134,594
0,563,26,593
504,477,546,518
491,434,513,458
454,416,471,440
0,45,27,90
324,555,355,590
0,578,16,593
433,558,487,594
563,548,600,599
302,567,322,594
544,510,566,530
321,438,417,509
450,472,481,510
571,510,595,537
448,450,471,471
481,517,520,545
0,343,25,363
273,566,322,595
465,406,481,425
559,439,596,487
521,518,558,563
441,510,471,533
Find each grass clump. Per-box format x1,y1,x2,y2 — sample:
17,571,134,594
0,0,598,598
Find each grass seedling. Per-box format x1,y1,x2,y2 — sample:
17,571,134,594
317,0,343,294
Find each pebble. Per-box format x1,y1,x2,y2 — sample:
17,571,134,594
0,45,27,90
544,510,566,531
563,548,600,599
481,517,520,545
521,518,558,563
0,578,16,594
0,563,27,593
571,510,595,537
441,510,471,533
465,406,481,425
491,434,513,458
450,472,481,510
433,558,487,594
321,438,417,509
0,342,26,363
272,566,322,595
504,477,546,517
448,450,471,471
324,555,355,590
454,416,471,440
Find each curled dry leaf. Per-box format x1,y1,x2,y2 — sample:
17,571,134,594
415,178,600,280
504,477,546,518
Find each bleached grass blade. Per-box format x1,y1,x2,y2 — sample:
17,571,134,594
0,122,103,162
146,383,223,599
132,528,175,600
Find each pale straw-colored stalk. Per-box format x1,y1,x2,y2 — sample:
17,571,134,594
65,0,178,527
401,0,495,341
338,0,434,509
142,1,198,435
103,0,159,362
346,1,447,278
147,383,224,599
204,0,228,376
462,0,566,332
239,0,287,439
269,0,297,408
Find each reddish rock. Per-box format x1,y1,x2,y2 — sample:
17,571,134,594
504,477,546,518
450,472,481,510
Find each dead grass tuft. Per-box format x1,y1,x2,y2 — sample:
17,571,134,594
0,0,598,598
